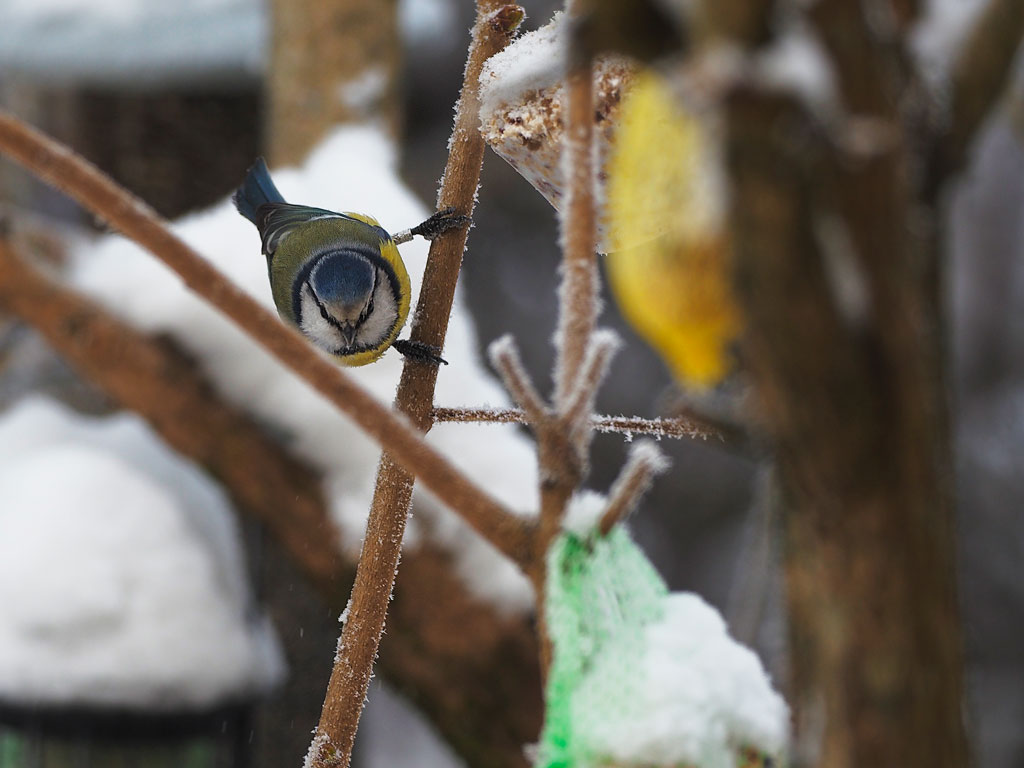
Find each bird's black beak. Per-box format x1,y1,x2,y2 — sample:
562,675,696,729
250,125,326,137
340,324,357,348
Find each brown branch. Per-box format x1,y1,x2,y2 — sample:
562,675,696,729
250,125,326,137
806,0,903,117
432,406,725,442
309,6,525,768
559,329,619,439
0,237,542,768
598,441,670,536
488,336,548,424
939,0,1024,182
554,16,600,407
0,111,531,568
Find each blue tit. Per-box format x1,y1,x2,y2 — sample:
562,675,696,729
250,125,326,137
233,158,466,366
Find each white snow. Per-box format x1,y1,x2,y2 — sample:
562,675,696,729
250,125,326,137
561,490,608,537
338,67,389,112
911,0,989,80
68,125,536,614
399,0,457,47
576,592,790,768
0,396,284,709
478,11,567,120
754,18,837,112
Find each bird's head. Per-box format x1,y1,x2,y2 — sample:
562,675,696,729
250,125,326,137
309,251,377,346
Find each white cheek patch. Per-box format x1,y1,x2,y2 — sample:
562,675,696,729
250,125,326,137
298,282,344,351
353,272,400,349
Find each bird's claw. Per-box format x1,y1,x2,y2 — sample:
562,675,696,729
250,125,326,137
409,207,471,241
393,339,448,365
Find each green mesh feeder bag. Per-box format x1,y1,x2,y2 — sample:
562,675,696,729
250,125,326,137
537,527,789,768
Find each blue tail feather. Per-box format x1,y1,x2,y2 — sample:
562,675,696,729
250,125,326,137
233,157,286,225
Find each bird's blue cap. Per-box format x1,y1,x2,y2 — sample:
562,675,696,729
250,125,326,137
310,251,375,306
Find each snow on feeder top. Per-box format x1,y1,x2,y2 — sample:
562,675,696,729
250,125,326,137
478,11,636,245
0,396,283,711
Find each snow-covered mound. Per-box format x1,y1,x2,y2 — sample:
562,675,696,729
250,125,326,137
0,396,284,709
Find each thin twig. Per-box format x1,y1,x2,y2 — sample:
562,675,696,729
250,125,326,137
559,329,620,438
0,114,531,568
598,441,671,536
310,6,525,768
432,407,725,442
488,335,548,424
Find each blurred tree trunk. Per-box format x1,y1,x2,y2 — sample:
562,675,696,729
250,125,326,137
267,0,401,165
726,87,967,768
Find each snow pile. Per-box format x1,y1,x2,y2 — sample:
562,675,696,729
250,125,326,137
576,593,789,766
541,528,788,768
68,125,536,613
0,396,284,709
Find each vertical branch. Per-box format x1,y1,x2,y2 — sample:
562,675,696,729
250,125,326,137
526,5,605,680
554,13,600,407
308,6,524,768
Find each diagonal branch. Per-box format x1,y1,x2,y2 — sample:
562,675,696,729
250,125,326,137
938,0,1024,184
559,329,620,440
0,236,542,768
599,441,671,536
0,114,531,568
309,5,525,768
489,335,548,424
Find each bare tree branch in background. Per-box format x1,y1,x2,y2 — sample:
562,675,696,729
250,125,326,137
267,0,402,164
717,0,1024,763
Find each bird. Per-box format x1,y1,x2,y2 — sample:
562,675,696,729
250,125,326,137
233,157,467,366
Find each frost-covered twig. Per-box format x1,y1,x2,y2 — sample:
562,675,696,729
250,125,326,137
940,0,1024,184
489,335,548,424
599,441,671,536
559,330,620,442
432,407,726,442
310,6,525,768
553,14,600,407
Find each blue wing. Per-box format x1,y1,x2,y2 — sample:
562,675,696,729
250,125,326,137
233,158,285,224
